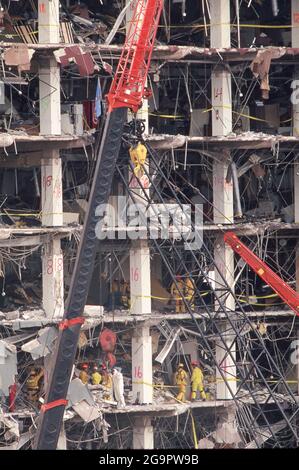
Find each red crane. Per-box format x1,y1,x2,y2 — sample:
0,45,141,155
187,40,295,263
107,0,163,112
224,231,299,316
34,0,163,449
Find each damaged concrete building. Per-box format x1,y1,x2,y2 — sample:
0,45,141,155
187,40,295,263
0,0,298,450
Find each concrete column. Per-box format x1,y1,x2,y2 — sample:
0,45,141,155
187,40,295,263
211,0,236,399
39,1,64,319
130,240,151,316
133,417,154,449
42,239,64,319
210,0,230,48
41,152,62,226
132,325,153,404
130,241,152,406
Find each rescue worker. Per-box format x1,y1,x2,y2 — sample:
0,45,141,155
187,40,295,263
26,368,44,403
112,367,126,408
171,275,185,313
120,281,130,309
79,363,89,384
91,366,102,385
129,142,147,178
184,276,195,310
9,375,18,412
190,361,206,401
107,279,123,310
175,363,188,402
101,364,113,401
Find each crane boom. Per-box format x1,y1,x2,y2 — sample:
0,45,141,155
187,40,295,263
108,0,163,112
224,231,299,316
33,0,163,450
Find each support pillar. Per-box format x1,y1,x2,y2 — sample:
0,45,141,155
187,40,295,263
39,1,64,319
130,241,152,406
211,0,237,399
133,417,154,449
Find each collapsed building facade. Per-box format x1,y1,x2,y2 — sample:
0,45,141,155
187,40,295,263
0,0,298,449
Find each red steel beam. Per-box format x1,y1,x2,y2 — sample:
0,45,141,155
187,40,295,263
224,231,299,316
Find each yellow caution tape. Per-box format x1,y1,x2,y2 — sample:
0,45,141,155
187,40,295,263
203,107,293,126
135,292,279,302
238,293,278,299
191,412,199,449
133,293,209,301
157,23,296,30
0,212,41,218
149,112,185,119
238,299,284,307
133,378,298,388
0,211,64,219
204,107,271,123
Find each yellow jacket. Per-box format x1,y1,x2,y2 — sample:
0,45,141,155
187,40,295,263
91,372,102,385
184,278,195,299
102,373,113,389
129,143,147,177
171,280,184,298
79,370,89,384
191,366,204,384
175,369,188,386
26,370,44,390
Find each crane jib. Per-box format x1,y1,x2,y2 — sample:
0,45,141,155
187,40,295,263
33,0,164,450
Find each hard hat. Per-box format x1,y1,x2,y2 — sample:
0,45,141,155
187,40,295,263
93,366,98,371
82,363,88,369
101,363,107,370
178,363,184,368
191,361,199,366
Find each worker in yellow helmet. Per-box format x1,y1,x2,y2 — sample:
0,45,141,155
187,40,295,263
26,367,44,403
101,364,113,401
79,363,89,385
184,276,195,310
120,280,130,309
171,275,185,313
91,366,102,385
175,363,188,402
190,361,206,401
129,142,147,178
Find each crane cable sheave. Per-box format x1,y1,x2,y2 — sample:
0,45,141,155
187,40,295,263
107,0,164,113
